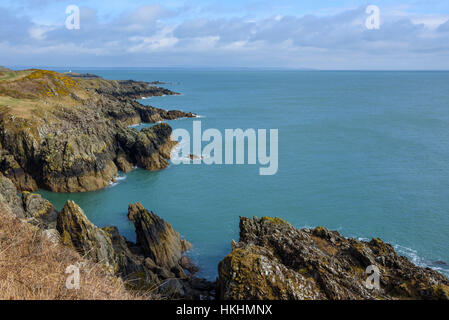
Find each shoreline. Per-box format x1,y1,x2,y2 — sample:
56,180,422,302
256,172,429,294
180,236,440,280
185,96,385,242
1,68,448,300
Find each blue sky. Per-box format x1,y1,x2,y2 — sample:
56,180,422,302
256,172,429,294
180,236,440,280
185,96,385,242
2,0,449,69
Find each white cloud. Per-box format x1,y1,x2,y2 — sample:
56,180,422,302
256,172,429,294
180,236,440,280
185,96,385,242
2,4,449,69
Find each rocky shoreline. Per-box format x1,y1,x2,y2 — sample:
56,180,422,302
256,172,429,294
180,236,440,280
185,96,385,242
0,68,195,193
218,217,449,300
0,68,448,300
1,173,448,299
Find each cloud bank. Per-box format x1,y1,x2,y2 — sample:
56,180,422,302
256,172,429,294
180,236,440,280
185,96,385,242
1,3,449,69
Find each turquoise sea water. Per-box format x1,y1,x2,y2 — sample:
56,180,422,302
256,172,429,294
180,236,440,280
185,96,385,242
41,70,449,279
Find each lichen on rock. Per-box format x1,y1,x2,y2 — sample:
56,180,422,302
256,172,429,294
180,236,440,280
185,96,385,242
128,202,190,272
56,200,118,274
218,216,449,300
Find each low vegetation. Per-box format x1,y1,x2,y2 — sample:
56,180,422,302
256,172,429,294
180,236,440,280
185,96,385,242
0,208,150,300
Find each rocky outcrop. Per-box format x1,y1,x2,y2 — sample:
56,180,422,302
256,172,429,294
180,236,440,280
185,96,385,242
22,192,58,229
57,200,117,273
53,199,213,299
92,79,180,99
0,174,58,228
0,150,38,191
116,123,176,171
128,202,190,273
0,69,196,192
218,216,449,300
0,173,25,218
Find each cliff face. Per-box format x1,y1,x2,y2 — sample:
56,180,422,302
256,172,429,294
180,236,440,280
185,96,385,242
218,217,449,300
0,69,195,192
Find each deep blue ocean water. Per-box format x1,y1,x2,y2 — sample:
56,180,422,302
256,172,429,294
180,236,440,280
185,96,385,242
41,70,449,279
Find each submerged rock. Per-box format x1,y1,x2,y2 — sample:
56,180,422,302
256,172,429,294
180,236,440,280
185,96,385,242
218,216,449,300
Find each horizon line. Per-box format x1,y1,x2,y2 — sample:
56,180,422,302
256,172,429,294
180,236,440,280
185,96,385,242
5,65,449,72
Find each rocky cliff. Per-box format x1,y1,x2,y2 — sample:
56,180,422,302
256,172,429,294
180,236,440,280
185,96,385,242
1,173,448,300
0,69,195,192
218,216,449,300
0,173,214,299
56,200,214,299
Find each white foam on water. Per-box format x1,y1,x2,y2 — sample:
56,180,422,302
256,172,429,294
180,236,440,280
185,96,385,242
170,139,186,163
392,243,449,276
109,174,127,187
339,232,448,277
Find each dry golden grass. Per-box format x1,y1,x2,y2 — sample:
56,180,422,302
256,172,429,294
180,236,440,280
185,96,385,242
0,208,150,300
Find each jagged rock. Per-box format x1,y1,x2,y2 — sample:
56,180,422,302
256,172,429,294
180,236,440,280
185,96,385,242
102,225,160,285
93,79,180,99
218,216,449,300
179,256,200,275
0,174,25,218
135,106,196,122
163,110,196,120
56,200,117,273
181,239,192,252
54,199,211,298
128,202,190,273
115,153,134,173
124,124,177,171
22,192,58,228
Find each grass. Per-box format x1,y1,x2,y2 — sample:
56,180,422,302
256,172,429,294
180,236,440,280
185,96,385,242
0,208,151,300
0,70,33,82
0,69,94,120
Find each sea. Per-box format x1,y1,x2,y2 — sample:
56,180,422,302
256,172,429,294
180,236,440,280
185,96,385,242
41,69,449,279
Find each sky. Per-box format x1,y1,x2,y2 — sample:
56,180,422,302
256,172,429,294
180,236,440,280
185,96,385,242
2,0,449,70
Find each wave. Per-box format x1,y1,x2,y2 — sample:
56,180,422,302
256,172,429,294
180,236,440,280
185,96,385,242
337,235,449,277
393,244,449,276
357,237,449,277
